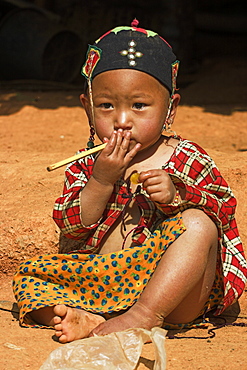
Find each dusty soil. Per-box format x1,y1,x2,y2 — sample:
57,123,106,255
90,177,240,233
0,56,247,369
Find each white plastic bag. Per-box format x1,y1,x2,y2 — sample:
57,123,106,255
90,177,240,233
40,327,167,370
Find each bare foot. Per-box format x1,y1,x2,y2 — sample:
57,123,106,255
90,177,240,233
53,304,105,343
90,302,163,337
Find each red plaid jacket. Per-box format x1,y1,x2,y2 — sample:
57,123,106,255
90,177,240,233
53,138,247,314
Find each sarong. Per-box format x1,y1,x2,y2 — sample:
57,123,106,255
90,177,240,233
13,214,186,327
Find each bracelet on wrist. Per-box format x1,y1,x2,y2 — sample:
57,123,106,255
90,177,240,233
172,189,180,205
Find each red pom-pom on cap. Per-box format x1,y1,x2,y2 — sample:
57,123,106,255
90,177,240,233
131,18,139,27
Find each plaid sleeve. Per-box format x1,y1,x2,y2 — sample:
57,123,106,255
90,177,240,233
158,140,247,312
53,153,100,239
158,140,236,233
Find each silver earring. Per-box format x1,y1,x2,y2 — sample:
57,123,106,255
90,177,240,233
163,117,173,131
167,117,173,132
163,117,177,137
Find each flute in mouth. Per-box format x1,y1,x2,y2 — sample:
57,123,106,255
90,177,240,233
47,143,107,172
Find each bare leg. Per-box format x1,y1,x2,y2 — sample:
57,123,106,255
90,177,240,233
29,305,105,343
91,209,218,336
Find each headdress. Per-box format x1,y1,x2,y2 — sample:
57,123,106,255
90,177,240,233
81,19,179,96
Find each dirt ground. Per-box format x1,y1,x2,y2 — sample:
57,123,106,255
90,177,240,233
0,56,247,369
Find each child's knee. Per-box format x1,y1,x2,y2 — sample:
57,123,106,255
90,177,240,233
181,208,218,243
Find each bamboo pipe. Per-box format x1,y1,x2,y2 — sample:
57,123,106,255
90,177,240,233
47,143,107,172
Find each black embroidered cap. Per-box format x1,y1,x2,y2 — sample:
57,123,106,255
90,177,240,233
81,20,179,95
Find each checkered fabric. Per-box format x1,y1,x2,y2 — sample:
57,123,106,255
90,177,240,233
53,138,247,315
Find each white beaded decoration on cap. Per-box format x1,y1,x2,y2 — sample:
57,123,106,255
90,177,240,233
120,40,143,66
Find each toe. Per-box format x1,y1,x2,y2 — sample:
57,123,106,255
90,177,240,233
54,322,62,331
55,330,63,337
59,334,68,344
54,315,62,325
54,304,68,317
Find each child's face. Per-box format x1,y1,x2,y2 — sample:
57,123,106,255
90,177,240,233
82,69,175,152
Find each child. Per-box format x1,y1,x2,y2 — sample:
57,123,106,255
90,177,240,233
13,20,247,344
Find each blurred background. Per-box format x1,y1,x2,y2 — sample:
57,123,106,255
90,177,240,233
0,0,246,86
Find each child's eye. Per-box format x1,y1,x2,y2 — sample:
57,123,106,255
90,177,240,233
133,103,146,110
100,103,113,109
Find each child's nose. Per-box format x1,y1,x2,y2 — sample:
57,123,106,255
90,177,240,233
114,110,132,130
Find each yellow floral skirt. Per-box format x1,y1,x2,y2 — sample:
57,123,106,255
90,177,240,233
12,213,223,330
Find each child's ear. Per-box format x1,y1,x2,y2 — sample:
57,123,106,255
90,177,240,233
169,93,180,121
80,94,91,119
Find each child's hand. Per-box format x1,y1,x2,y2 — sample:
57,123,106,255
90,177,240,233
139,169,176,204
92,129,141,186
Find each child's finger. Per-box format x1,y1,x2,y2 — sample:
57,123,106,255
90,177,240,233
115,129,124,146
112,130,132,158
139,170,154,183
118,131,133,155
125,142,142,162
121,130,131,148
106,129,125,156
101,131,118,155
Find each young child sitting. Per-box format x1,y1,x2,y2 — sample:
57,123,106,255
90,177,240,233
13,20,247,344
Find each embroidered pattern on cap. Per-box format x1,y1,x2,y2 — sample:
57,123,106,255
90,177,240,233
120,40,143,67
81,45,102,80
171,60,179,95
